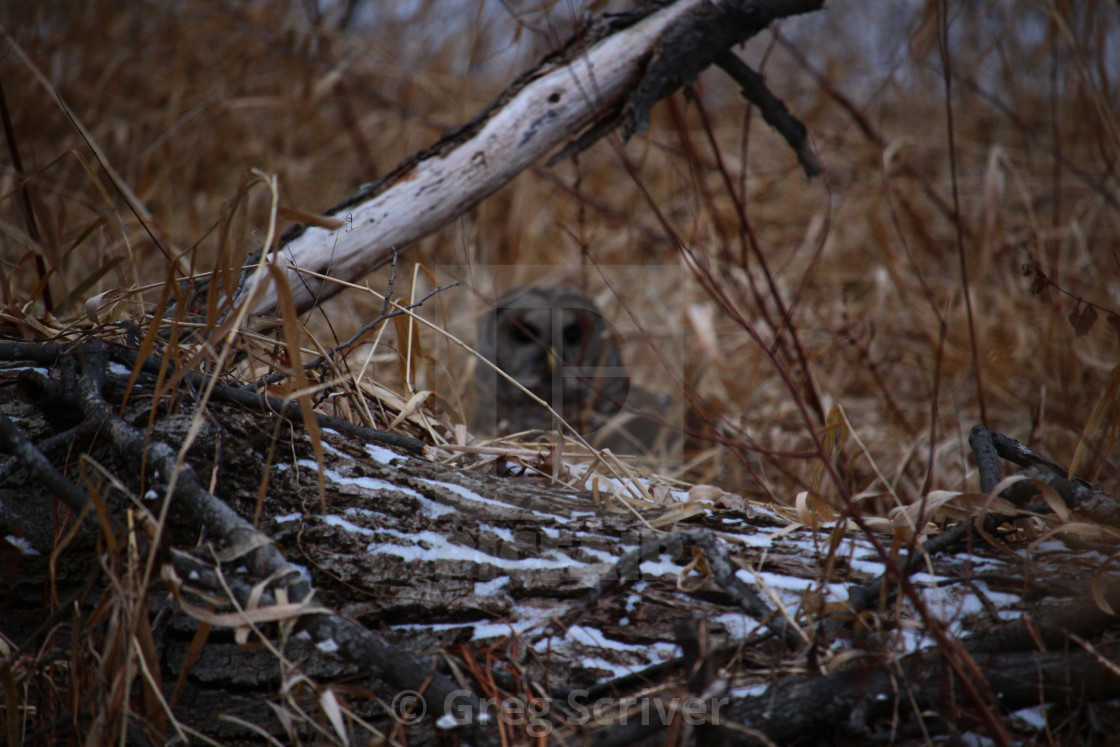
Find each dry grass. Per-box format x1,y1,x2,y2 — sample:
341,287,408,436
2,0,1119,742
3,0,1118,502
4,0,1118,501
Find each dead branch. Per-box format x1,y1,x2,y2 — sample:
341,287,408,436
6,340,496,740
974,425,1120,528
721,642,1120,744
0,409,117,534
166,550,498,745
714,51,821,176
6,355,1119,744
221,0,823,320
70,343,308,591
104,343,425,454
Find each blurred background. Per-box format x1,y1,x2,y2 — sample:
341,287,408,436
2,0,1118,508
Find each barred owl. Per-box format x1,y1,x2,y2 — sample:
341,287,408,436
474,285,629,437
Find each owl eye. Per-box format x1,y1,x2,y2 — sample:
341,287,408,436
509,321,539,345
562,320,582,346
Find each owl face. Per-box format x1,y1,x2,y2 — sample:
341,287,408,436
475,286,629,435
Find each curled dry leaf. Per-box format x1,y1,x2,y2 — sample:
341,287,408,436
890,490,1022,537
860,516,894,534
689,484,750,514
649,484,675,504
85,288,128,324
795,490,835,526
1034,479,1072,523
389,389,432,428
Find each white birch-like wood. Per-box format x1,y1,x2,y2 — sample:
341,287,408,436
243,0,709,318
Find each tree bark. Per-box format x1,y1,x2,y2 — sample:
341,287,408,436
4,349,1120,745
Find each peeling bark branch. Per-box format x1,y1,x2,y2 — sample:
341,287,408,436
225,0,823,320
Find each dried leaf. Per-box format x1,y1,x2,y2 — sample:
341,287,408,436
1035,480,1071,523
320,688,350,747
84,287,126,323
890,490,960,534
169,618,212,710
134,617,167,734
1068,302,1098,337
861,517,893,534
267,262,327,510
1090,554,1120,616
890,489,1023,537
649,484,675,504
822,405,849,456
795,490,834,526
648,503,708,528
389,389,432,428
688,484,749,514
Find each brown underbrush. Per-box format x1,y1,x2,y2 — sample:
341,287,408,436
1,0,1118,743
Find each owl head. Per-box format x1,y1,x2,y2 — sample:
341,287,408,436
474,285,629,437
